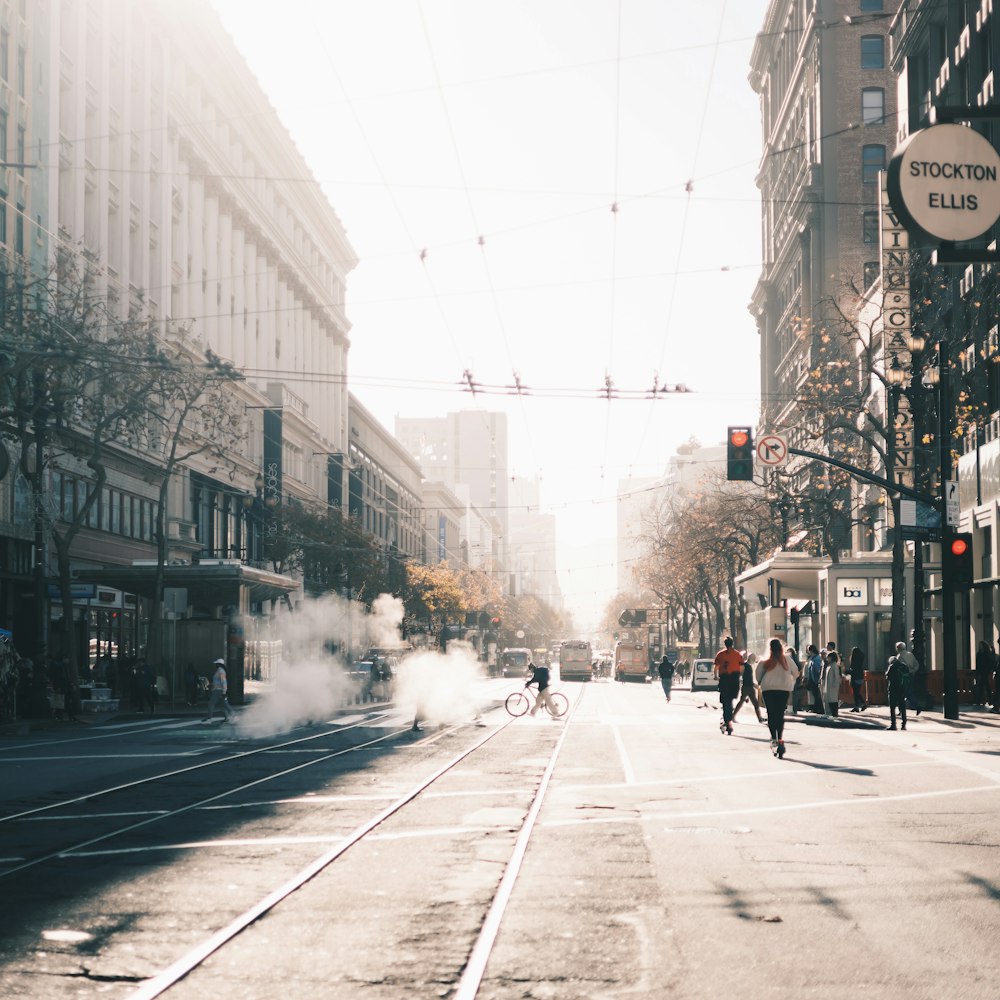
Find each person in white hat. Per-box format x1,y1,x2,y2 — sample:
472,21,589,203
203,657,235,723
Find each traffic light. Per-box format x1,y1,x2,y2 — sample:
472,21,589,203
727,426,754,481
944,532,974,589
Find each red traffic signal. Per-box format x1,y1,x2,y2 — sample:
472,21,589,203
727,426,754,481
944,532,973,589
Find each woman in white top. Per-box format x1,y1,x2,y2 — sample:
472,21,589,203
755,638,797,758
821,650,842,717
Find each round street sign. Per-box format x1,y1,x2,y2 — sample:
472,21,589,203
756,434,788,467
888,123,1000,243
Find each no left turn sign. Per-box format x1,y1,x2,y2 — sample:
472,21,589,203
756,434,788,467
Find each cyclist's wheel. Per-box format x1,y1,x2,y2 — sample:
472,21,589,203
547,692,569,718
505,691,531,717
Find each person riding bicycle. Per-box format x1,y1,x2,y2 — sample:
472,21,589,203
525,659,554,717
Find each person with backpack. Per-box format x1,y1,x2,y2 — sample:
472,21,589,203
895,641,923,713
886,652,910,730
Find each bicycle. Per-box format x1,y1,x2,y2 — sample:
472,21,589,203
505,687,568,719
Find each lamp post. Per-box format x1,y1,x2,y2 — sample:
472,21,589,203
241,472,275,567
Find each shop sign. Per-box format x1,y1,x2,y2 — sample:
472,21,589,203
836,578,869,607
875,579,894,606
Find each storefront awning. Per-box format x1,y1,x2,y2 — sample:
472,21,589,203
735,552,826,600
79,561,299,605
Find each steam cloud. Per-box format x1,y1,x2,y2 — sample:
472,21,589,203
235,593,487,737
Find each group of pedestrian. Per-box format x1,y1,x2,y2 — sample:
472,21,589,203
803,642,851,716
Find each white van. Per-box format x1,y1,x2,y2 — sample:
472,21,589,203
691,658,718,692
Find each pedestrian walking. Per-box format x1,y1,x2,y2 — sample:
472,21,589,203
756,638,797,758
733,651,763,723
657,654,675,702
886,653,909,730
713,637,743,734
822,651,841,716
786,647,804,714
805,644,824,713
847,647,866,712
203,658,235,723
895,641,925,714
974,640,995,707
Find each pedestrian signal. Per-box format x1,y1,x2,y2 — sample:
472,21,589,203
944,532,974,589
727,426,754,481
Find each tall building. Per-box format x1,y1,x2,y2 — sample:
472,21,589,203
889,1,1000,673
508,476,561,611
0,1,358,677
395,410,509,555
750,1,897,461
738,2,903,661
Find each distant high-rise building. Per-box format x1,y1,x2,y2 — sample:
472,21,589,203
395,410,509,554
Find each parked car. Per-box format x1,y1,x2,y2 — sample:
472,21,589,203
691,658,718,692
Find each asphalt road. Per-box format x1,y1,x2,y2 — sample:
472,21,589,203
1,679,999,999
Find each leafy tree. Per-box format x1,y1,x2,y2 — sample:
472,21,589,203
633,475,779,650
403,561,465,628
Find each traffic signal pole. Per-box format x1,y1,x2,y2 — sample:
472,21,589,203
939,327,959,719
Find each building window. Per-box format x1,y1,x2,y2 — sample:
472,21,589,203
863,144,886,184
0,110,6,162
861,35,885,69
864,261,880,289
16,46,24,96
862,88,885,125
863,210,879,244
0,30,8,82
860,0,883,9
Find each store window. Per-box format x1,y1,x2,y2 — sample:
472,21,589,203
837,613,868,665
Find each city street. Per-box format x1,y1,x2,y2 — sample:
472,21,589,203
1,678,999,998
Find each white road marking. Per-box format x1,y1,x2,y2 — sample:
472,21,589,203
557,758,934,792
541,781,1000,829
23,810,168,821
611,724,636,785
0,754,211,763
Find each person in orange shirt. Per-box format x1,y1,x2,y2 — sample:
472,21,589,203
713,637,743,734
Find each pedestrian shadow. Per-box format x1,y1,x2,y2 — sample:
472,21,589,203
778,757,877,777
965,872,1000,902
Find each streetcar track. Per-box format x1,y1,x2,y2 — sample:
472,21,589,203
126,691,581,999
0,722,417,880
0,708,398,825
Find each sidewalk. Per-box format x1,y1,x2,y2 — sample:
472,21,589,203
796,701,1000,731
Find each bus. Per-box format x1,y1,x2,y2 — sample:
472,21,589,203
559,639,593,681
614,637,648,682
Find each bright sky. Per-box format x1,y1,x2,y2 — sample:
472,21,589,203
210,0,769,632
